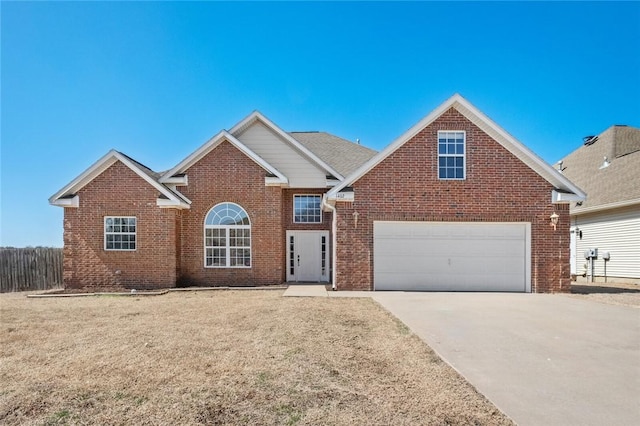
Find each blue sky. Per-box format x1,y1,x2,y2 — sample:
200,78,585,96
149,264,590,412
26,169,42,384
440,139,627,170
2,1,639,247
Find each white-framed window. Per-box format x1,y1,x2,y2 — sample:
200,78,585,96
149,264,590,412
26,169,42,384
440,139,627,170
104,217,136,251
438,131,466,180
293,195,322,223
204,202,251,268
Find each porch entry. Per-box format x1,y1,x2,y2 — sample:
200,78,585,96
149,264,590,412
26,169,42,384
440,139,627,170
286,231,329,282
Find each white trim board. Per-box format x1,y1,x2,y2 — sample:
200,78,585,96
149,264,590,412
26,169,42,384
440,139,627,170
49,150,190,209
327,94,586,201
229,111,345,181
160,130,288,186
571,198,640,216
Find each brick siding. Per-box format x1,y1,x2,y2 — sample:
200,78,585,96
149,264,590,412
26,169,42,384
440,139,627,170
63,161,179,291
176,140,284,286
334,108,571,293
61,109,569,293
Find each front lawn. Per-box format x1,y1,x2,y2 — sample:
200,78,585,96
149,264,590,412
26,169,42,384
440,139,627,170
0,290,511,425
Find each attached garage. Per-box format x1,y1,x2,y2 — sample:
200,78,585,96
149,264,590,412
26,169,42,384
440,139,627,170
373,222,531,292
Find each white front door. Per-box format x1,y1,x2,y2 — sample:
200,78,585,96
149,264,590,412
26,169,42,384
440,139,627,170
286,231,329,282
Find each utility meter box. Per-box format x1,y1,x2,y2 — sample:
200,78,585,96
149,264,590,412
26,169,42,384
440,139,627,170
602,251,610,261
584,248,598,259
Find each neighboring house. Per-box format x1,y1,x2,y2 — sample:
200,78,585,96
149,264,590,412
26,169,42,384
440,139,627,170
558,125,640,282
50,94,585,293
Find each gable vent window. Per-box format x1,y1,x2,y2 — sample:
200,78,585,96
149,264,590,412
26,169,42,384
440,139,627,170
438,131,466,180
104,217,136,251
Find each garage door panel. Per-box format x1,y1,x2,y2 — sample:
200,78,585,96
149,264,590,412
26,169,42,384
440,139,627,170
376,252,524,274
375,241,525,266
377,271,524,292
374,222,530,292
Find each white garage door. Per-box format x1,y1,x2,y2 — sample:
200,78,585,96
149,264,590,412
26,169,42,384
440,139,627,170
374,222,530,292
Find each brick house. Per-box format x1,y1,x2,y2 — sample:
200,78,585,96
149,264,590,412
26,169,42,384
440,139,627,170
50,94,585,292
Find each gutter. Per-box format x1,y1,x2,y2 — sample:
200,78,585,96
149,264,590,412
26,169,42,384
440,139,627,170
322,195,337,291
571,198,640,216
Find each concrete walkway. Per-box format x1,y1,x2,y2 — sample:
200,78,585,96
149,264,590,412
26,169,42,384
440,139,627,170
283,285,373,298
283,285,329,297
284,287,640,426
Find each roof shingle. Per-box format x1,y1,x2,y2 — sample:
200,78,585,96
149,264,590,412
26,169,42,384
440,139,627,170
290,132,377,177
560,125,640,212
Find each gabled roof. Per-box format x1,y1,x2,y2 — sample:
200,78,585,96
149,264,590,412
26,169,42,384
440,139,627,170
559,125,640,214
159,130,288,185
290,132,377,177
327,94,587,201
228,111,345,180
49,150,190,208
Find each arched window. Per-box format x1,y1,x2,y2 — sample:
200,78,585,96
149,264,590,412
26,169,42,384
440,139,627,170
204,203,251,268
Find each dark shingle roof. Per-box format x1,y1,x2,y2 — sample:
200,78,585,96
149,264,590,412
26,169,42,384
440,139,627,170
290,132,377,177
117,151,163,180
117,151,191,204
560,125,640,212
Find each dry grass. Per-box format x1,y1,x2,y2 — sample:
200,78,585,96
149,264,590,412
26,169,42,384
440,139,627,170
1,290,512,425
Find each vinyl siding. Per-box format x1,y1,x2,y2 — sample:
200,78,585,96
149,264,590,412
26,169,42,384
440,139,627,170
571,205,640,279
235,122,328,188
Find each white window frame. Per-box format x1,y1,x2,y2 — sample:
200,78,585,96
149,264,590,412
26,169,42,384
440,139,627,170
204,202,251,268
293,194,322,224
437,130,466,180
104,216,137,251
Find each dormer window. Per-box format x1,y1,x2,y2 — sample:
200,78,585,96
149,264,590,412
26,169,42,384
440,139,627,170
438,131,466,180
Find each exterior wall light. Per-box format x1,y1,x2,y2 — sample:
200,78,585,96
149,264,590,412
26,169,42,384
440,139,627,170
550,212,559,231
353,211,359,229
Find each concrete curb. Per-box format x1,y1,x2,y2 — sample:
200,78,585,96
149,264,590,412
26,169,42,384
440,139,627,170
27,290,170,298
26,285,288,298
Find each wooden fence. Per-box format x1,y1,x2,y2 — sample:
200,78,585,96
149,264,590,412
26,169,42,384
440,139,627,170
0,247,64,293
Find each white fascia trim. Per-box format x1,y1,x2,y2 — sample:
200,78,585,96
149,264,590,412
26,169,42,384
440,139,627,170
326,178,341,187
159,132,223,182
453,96,587,198
265,176,287,186
552,190,586,204
50,195,80,208
328,94,587,200
571,198,640,215
161,130,288,186
221,132,289,184
162,175,188,185
49,150,187,208
49,149,119,205
229,111,345,181
156,197,190,209
165,185,192,205
328,95,459,198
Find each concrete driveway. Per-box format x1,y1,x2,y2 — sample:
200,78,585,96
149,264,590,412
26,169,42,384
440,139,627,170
370,292,640,426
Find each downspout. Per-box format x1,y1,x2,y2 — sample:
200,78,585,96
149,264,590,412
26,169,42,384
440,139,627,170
322,195,337,290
